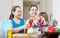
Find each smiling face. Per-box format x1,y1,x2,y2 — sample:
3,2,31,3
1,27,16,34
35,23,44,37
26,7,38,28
13,7,22,19
29,6,38,17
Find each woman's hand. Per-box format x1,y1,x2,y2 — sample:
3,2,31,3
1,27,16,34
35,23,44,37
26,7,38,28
23,24,28,29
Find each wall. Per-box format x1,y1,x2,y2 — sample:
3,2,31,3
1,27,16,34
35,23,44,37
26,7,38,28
39,0,45,12
53,0,60,28
45,0,52,21
23,6,30,21
0,0,23,21
45,0,60,27
0,0,13,21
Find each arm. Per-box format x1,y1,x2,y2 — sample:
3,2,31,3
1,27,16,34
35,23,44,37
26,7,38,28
12,26,25,33
12,18,27,33
12,19,29,33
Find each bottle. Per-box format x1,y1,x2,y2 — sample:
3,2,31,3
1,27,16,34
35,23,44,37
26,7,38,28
7,29,12,38
38,28,42,38
29,18,33,28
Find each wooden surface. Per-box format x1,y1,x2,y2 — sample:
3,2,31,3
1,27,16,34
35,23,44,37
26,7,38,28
12,33,38,38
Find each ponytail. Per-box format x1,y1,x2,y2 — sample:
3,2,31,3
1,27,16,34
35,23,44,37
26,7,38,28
9,13,14,20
